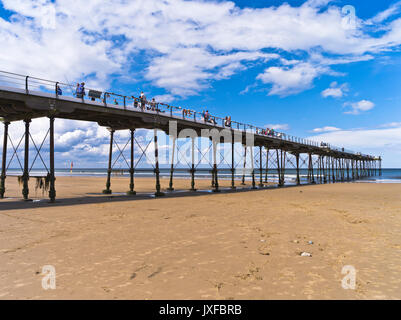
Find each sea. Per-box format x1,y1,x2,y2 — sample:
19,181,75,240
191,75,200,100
5,168,401,184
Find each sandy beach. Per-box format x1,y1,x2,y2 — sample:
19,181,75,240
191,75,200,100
0,176,400,299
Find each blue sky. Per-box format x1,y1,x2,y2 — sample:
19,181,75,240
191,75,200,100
1,0,401,168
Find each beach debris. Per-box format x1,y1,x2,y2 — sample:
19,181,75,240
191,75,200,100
300,252,312,257
308,241,313,245
292,240,299,243
258,244,270,256
260,239,266,242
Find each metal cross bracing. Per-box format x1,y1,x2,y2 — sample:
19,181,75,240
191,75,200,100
0,70,381,159
167,136,205,192
0,118,56,201
0,121,381,202
101,128,168,196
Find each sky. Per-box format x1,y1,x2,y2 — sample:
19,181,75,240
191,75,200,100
0,0,401,168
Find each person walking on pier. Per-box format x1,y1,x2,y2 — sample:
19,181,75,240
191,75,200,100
80,82,86,98
76,82,85,99
225,116,231,127
150,98,156,111
140,91,146,110
203,110,210,122
56,84,62,96
133,97,139,108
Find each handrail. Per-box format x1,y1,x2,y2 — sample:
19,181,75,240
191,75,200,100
0,70,375,158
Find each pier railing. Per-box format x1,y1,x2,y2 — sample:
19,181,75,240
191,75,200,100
0,70,370,157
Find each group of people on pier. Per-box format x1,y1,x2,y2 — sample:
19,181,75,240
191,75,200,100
75,82,86,98
201,110,232,127
134,91,159,111
258,127,274,136
72,83,284,135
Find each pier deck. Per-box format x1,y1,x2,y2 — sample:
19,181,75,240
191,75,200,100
0,71,381,202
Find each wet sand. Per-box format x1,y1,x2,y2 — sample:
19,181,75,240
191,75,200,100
0,176,401,299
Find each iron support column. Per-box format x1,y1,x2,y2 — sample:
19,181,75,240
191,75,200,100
258,146,263,187
103,128,114,194
241,146,246,185
319,156,323,183
49,117,56,202
230,134,235,189
167,137,176,191
251,146,256,189
322,156,327,183
212,140,220,192
22,119,31,200
154,129,164,197
190,137,196,191
341,158,344,181
0,121,9,198
379,158,382,176
127,129,136,195
280,150,286,186
264,147,269,183
276,149,283,187
309,153,315,184
327,157,331,183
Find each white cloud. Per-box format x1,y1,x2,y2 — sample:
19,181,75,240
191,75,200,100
152,94,176,103
1,0,401,98
367,1,401,24
1,0,401,165
265,124,290,131
321,87,343,98
303,0,332,8
343,100,375,115
379,122,401,128
309,125,401,167
321,82,348,98
146,48,275,96
257,62,333,96
312,126,341,133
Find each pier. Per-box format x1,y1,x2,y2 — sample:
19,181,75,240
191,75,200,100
0,70,381,202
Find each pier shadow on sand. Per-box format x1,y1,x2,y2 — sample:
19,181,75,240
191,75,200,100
0,182,320,211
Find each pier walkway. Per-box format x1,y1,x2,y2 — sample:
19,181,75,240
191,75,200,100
0,70,381,202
